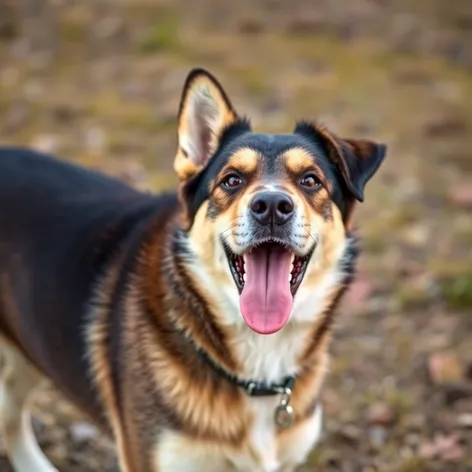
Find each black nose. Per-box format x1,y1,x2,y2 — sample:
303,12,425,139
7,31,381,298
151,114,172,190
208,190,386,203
250,191,295,226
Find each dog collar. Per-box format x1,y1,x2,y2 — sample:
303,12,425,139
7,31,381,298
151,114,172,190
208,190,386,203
198,348,296,428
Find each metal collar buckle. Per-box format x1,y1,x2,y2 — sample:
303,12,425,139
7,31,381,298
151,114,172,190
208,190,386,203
196,346,296,428
274,386,293,429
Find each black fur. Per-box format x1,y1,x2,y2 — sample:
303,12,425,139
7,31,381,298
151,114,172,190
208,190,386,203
0,147,177,423
294,121,386,203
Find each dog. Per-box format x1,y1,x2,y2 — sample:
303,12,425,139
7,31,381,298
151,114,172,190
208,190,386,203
0,68,386,472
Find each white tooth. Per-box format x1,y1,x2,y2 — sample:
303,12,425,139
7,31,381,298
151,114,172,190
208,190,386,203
243,273,246,282
290,253,296,267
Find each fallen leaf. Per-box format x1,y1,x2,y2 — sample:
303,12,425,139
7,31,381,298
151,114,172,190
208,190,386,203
419,433,464,462
367,402,395,426
449,184,472,209
428,351,463,385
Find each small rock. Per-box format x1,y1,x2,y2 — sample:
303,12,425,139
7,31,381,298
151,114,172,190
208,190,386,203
457,413,472,428
402,224,429,247
367,403,395,426
369,426,387,447
449,184,472,209
31,134,59,154
84,127,107,153
70,422,100,442
428,351,463,385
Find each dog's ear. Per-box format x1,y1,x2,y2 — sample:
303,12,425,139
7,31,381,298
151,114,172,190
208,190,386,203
295,122,386,202
174,68,239,181
295,122,386,226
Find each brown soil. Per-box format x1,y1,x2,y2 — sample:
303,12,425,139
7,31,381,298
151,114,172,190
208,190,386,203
0,1,471,471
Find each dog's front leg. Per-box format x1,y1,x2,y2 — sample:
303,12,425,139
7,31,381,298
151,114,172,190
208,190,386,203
153,430,236,472
0,341,58,472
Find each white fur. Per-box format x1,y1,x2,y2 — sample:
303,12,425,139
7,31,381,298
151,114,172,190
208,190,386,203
187,229,350,380
278,404,323,467
177,229,351,471
291,237,348,323
155,405,323,472
262,183,279,193
180,85,226,166
156,433,231,472
232,205,317,258
0,338,58,472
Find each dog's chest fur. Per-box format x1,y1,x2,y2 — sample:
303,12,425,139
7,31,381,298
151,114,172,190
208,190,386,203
228,327,324,471
154,327,324,471
233,328,310,469
153,241,353,471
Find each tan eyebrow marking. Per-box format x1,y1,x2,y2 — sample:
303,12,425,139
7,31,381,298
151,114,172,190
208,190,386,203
284,148,317,174
226,147,259,174
283,148,332,193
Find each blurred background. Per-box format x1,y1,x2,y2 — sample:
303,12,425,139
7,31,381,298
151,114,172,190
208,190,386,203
0,0,471,471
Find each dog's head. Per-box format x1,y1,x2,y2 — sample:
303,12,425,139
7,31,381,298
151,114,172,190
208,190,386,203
174,69,386,335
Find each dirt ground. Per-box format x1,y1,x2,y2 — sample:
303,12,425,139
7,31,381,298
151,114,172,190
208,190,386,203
0,1,472,471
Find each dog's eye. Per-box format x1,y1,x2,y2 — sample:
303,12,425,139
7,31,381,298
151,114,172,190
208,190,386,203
300,174,321,189
222,175,243,189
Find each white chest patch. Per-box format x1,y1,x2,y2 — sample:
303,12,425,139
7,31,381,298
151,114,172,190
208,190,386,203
172,235,353,471
155,405,323,472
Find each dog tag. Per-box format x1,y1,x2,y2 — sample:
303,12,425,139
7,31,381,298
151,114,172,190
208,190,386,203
274,403,293,429
274,387,294,429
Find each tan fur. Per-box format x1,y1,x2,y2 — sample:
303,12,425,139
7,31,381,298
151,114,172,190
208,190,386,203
87,253,133,472
302,203,346,289
174,74,238,181
284,148,324,180
134,316,248,444
225,148,260,175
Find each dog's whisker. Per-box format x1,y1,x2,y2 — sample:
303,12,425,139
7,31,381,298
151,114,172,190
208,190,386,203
306,232,318,245
219,223,242,237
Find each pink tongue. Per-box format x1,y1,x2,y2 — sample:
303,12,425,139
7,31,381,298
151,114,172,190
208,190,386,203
240,245,293,335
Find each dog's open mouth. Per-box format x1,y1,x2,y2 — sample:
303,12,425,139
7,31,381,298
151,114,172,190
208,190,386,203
225,241,313,335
